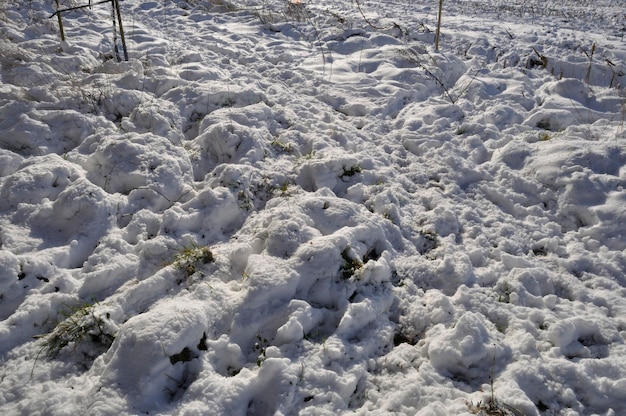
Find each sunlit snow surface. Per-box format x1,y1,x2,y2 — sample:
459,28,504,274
1,0,626,414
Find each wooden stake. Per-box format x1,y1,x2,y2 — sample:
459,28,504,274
49,0,128,61
113,0,129,61
54,0,66,42
435,0,443,51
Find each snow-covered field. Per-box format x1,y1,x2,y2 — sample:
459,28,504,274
1,0,625,414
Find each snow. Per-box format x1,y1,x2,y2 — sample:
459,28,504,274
1,0,626,414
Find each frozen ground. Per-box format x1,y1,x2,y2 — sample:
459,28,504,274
1,0,626,414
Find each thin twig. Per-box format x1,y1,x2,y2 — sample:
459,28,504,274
353,0,399,31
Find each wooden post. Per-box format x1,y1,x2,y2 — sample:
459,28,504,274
49,0,127,60
54,0,66,42
113,0,128,61
435,0,443,51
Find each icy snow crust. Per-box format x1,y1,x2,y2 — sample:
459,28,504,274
1,0,626,414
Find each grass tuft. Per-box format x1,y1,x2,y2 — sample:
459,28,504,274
172,243,215,278
468,399,527,415
36,301,114,360
340,247,363,279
